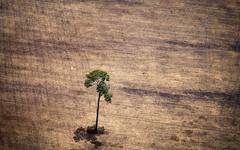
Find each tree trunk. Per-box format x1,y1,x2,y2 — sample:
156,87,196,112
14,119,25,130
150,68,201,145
95,93,101,132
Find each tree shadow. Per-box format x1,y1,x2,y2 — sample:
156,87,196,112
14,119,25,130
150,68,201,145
73,125,105,148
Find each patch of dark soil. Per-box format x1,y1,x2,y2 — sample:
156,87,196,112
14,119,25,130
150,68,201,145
0,39,81,59
71,90,86,95
185,130,193,136
230,40,240,52
1,114,31,122
165,40,221,49
73,126,105,148
121,87,182,100
184,90,240,106
150,143,165,149
170,135,179,141
122,87,240,106
0,63,28,72
196,131,208,136
0,80,47,95
109,143,124,148
199,115,207,120
185,90,227,99
110,0,144,5
161,102,176,109
0,1,9,11
66,0,143,5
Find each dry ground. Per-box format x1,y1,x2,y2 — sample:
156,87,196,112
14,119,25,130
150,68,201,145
0,0,240,149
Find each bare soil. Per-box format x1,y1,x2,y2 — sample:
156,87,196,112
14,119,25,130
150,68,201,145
0,0,240,149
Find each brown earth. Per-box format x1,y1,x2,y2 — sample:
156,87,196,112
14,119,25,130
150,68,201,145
0,0,240,149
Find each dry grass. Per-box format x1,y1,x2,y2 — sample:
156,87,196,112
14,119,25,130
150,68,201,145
0,0,240,149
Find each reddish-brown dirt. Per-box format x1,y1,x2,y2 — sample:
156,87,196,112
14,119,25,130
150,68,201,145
0,0,240,149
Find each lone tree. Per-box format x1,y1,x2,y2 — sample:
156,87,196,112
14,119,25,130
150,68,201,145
84,70,112,132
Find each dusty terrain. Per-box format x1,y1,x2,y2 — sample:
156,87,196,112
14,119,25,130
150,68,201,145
0,0,240,149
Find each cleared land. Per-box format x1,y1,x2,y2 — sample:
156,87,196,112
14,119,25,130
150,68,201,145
0,0,240,149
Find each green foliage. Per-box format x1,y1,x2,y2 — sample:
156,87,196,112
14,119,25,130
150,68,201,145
97,81,108,95
84,79,92,88
104,93,112,102
84,70,112,102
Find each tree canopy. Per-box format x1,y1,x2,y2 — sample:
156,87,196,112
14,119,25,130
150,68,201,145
84,70,112,102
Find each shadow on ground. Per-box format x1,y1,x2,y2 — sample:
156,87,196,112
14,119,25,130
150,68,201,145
73,126,105,148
